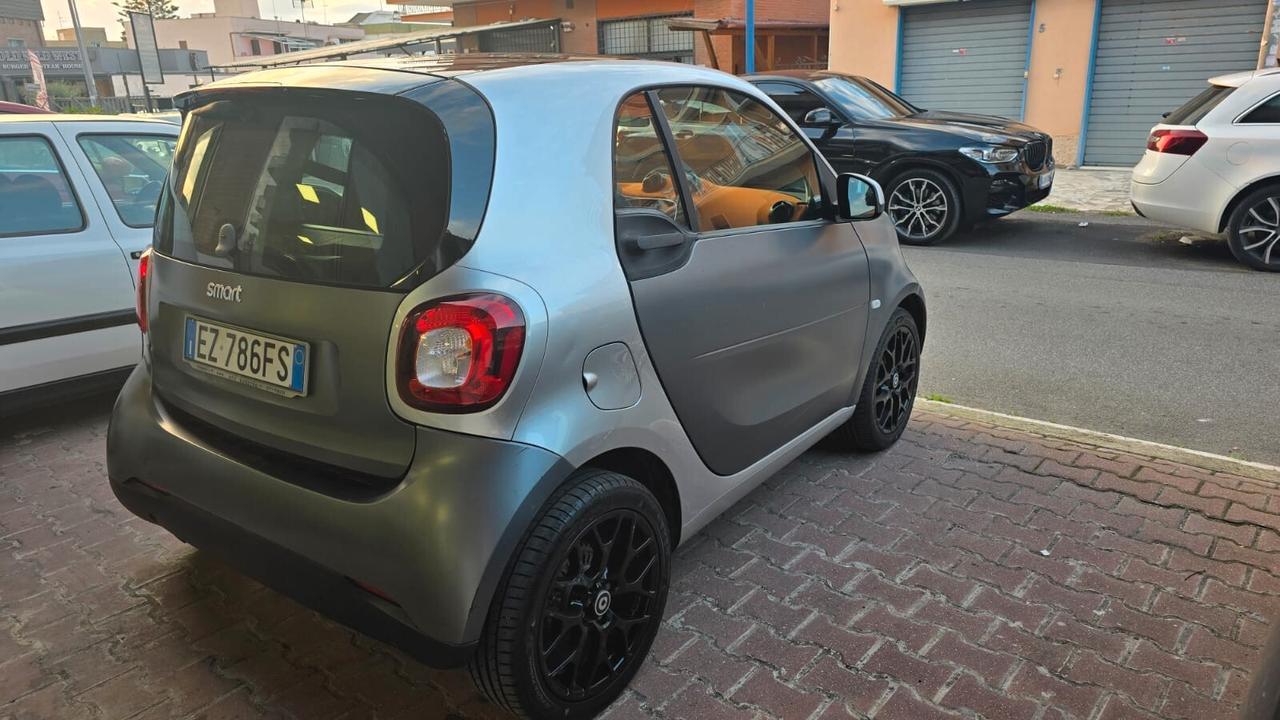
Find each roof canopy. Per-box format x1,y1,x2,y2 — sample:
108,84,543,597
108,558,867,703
215,18,559,69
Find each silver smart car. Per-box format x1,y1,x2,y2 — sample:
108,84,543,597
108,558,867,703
107,55,925,719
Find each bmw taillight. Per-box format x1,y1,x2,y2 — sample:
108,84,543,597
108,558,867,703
1147,129,1208,156
396,293,525,413
136,247,151,333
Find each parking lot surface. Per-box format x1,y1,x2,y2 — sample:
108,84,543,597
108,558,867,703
3,395,1278,720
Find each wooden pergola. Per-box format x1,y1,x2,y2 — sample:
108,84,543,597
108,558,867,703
667,17,829,73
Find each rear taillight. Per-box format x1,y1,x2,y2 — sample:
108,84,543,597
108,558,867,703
1147,128,1208,156
396,293,525,413
136,247,151,333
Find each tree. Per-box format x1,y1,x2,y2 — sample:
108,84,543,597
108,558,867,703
114,0,180,23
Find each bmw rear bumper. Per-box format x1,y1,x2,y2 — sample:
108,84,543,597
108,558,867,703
107,365,571,667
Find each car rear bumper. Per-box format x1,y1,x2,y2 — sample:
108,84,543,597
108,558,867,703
1130,159,1231,235
107,365,572,667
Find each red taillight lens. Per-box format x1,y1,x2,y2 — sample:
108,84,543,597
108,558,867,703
136,247,151,333
1147,128,1208,156
396,293,525,413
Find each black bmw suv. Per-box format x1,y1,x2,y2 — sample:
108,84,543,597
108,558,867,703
748,70,1055,245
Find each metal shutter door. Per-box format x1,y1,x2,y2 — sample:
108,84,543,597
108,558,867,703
1083,0,1267,166
899,0,1032,118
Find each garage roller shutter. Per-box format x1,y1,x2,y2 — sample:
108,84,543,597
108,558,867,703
1083,0,1268,166
899,0,1032,119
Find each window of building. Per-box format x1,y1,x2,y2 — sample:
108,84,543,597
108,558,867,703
250,38,262,55
7,38,24,48
654,86,823,232
0,136,85,237
179,40,188,49
1241,94,1280,124
77,134,177,228
613,92,685,226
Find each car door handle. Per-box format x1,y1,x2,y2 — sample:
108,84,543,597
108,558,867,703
633,232,686,251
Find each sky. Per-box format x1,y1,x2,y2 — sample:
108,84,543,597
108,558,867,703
38,0,389,40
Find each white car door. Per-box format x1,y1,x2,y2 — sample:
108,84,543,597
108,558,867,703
56,121,179,285
0,122,139,395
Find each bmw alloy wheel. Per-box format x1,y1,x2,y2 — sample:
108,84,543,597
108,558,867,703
889,177,949,242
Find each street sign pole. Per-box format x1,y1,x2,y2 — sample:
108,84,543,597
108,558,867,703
66,0,98,107
744,0,755,74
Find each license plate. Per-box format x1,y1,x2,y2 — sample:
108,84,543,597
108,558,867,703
1038,170,1055,189
183,317,309,397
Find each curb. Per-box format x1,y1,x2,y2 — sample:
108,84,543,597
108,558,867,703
917,399,1280,484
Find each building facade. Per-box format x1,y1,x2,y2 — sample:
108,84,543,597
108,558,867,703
128,0,364,69
831,0,1272,167
390,0,828,70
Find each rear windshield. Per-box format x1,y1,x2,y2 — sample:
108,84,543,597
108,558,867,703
1164,85,1234,126
157,86,492,290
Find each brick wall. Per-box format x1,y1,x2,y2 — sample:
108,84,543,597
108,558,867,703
0,17,44,48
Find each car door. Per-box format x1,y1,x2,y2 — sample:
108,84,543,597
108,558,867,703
0,123,138,394
613,86,871,477
57,122,179,285
755,80,867,174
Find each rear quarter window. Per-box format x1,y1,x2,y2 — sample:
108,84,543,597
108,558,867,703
1163,85,1235,125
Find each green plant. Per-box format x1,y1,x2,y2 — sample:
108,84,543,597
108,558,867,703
114,0,179,22
1027,203,1079,214
924,393,954,404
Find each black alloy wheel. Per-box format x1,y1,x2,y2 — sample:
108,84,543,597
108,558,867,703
537,508,662,701
872,323,919,436
470,470,671,720
828,307,922,452
1228,189,1280,272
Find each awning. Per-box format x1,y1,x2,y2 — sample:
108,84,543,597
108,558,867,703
667,17,828,72
215,18,560,70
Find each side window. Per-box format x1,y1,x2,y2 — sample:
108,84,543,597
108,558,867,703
613,92,685,225
78,134,177,228
1241,94,1280,124
656,86,824,232
754,82,829,127
0,136,85,237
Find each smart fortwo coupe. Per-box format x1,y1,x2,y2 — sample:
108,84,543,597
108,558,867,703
107,55,926,719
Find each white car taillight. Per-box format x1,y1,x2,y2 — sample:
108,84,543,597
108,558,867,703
396,293,525,413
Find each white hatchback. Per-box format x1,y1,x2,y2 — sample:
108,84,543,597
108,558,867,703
0,116,179,412
1131,68,1280,271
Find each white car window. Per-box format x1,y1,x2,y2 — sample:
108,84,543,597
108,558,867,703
0,136,85,237
77,134,176,228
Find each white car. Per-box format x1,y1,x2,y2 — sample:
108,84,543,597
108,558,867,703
0,116,179,412
1131,68,1280,272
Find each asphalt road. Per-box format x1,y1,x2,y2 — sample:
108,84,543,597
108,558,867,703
905,212,1280,467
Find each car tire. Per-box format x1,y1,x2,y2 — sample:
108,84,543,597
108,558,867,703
828,308,921,452
469,469,671,720
886,169,962,246
1226,186,1280,272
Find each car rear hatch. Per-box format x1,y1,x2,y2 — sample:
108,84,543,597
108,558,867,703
147,72,494,482
1133,83,1234,185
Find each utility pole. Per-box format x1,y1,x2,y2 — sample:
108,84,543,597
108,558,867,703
1259,1,1276,70
744,0,755,74
66,0,98,107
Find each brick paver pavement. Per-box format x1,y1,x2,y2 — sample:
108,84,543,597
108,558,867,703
3,394,1279,720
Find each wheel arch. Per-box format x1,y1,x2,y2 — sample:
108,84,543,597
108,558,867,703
1218,174,1280,233
897,291,927,344
581,447,681,548
873,157,966,198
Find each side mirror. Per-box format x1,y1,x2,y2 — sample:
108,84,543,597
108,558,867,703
803,107,839,127
837,173,885,221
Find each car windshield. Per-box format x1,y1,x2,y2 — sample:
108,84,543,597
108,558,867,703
812,75,918,120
